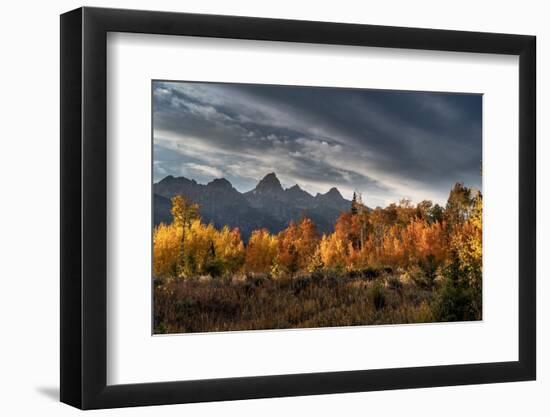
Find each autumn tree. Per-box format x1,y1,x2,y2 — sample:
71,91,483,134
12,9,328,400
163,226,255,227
153,223,181,280
183,220,216,275
170,195,200,277
353,192,367,211
368,208,387,259
153,182,481,318
430,203,444,224
451,191,482,310
214,226,245,274
396,199,416,226
445,183,473,227
416,200,433,222
277,218,320,274
318,233,348,270
434,188,482,321
244,229,279,273
334,212,354,242
349,192,370,251
277,221,300,274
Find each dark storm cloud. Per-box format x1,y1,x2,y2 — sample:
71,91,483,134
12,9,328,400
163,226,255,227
153,81,481,206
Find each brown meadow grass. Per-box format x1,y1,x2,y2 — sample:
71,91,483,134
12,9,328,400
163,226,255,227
153,269,443,334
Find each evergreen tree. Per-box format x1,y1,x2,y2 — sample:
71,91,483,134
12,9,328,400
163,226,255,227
351,192,358,215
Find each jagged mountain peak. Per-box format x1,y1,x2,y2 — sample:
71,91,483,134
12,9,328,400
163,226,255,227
325,187,344,199
158,175,196,185
285,184,313,200
287,184,303,191
255,172,283,192
154,173,354,240
207,177,233,190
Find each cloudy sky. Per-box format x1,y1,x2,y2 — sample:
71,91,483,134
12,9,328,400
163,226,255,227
153,81,481,207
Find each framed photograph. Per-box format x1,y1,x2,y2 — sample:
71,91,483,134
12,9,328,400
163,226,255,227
60,7,536,409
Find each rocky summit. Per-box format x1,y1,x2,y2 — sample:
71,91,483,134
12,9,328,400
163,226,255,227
153,173,353,240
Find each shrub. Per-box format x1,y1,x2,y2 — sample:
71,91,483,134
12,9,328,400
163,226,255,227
403,264,436,290
411,301,434,322
417,254,438,289
292,274,311,295
246,272,270,286
368,282,386,310
204,258,224,277
386,275,403,291
310,269,325,284
362,267,380,280
432,278,478,322
347,269,361,279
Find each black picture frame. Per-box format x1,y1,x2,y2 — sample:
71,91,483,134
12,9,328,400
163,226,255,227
60,6,536,410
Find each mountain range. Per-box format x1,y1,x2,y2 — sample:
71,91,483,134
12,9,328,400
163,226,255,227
153,172,352,240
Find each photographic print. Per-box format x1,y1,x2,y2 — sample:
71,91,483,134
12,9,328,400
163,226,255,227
152,81,482,334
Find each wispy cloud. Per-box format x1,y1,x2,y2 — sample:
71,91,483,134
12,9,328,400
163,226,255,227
153,81,482,206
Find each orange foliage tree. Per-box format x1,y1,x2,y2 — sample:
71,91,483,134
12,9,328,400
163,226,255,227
277,218,320,274
153,183,482,286
244,229,279,273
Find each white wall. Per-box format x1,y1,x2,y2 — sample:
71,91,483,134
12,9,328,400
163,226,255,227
0,0,546,415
